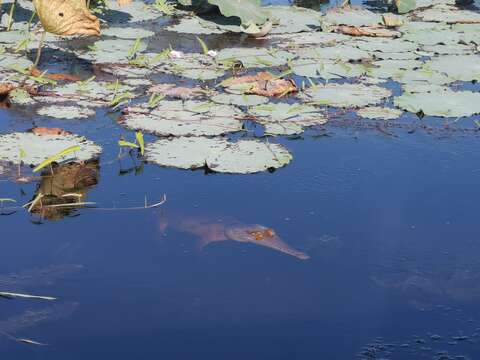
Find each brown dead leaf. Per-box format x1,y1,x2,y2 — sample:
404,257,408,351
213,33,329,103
334,25,400,38
0,83,16,96
30,127,72,136
117,0,132,6
148,84,204,100
30,68,81,82
222,71,297,97
33,0,100,36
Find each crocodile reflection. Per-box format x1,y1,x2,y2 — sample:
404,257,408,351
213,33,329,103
29,160,100,220
159,212,309,260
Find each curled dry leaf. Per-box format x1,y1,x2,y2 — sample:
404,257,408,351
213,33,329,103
333,25,400,38
222,71,297,97
30,68,81,82
33,0,100,36
30,127,72,137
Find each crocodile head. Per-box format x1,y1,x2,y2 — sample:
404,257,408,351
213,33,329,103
225,224,310,260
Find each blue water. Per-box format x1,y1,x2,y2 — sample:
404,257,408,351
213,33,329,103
2,1,480,359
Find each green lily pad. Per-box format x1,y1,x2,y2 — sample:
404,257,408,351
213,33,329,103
394,89,480,117
266,6,321,34
0,132,101,166
156,53,225,80
295,44,370,62
217,47,293,68
77,39,147,64
302,83,392,108
424,55,480,82
37,105,95,119
291,59,367,80
9,88,35,105
107,1,163,23
415,5,480,24
145,137,292,174
273,32,349,49
121,100,243,137
357,106,403,120
322,6,382,27
166,16,227,34
211,93,268,106
102,27,155,39
249,103,327,135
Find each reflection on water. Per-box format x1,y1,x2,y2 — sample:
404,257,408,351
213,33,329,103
29,161,100,221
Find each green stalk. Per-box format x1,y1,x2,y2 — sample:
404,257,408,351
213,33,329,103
6,0,16,31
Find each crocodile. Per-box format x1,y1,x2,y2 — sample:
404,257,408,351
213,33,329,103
159,211,310,260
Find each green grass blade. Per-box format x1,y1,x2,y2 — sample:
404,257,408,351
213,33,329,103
33,145,81,173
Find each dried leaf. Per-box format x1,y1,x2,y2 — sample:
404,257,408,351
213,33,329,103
33,0,100,36
333,25,400,38
0,83,16,96
221,71,297,97
30,68,81,82
30,127,72,136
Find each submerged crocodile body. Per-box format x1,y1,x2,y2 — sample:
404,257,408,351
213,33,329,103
159,212,310,260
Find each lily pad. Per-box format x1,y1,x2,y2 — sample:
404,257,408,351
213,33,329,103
424,55,480,82
322,6,382,27
394,89,480,117
145,137,292,174
357,106,402,120
156,53,225,80
37,105,95,119
76,39,147,64
0,132,101,166
107,1,163,23
249,103,327,135
302,83,392,108
102,27,155,39
415,5,480,24
9,88,35,105
217,47,293,68
166,16,226,35
121,100,243,137
291,59,367,80
266,6,321,34
211,93,268,107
